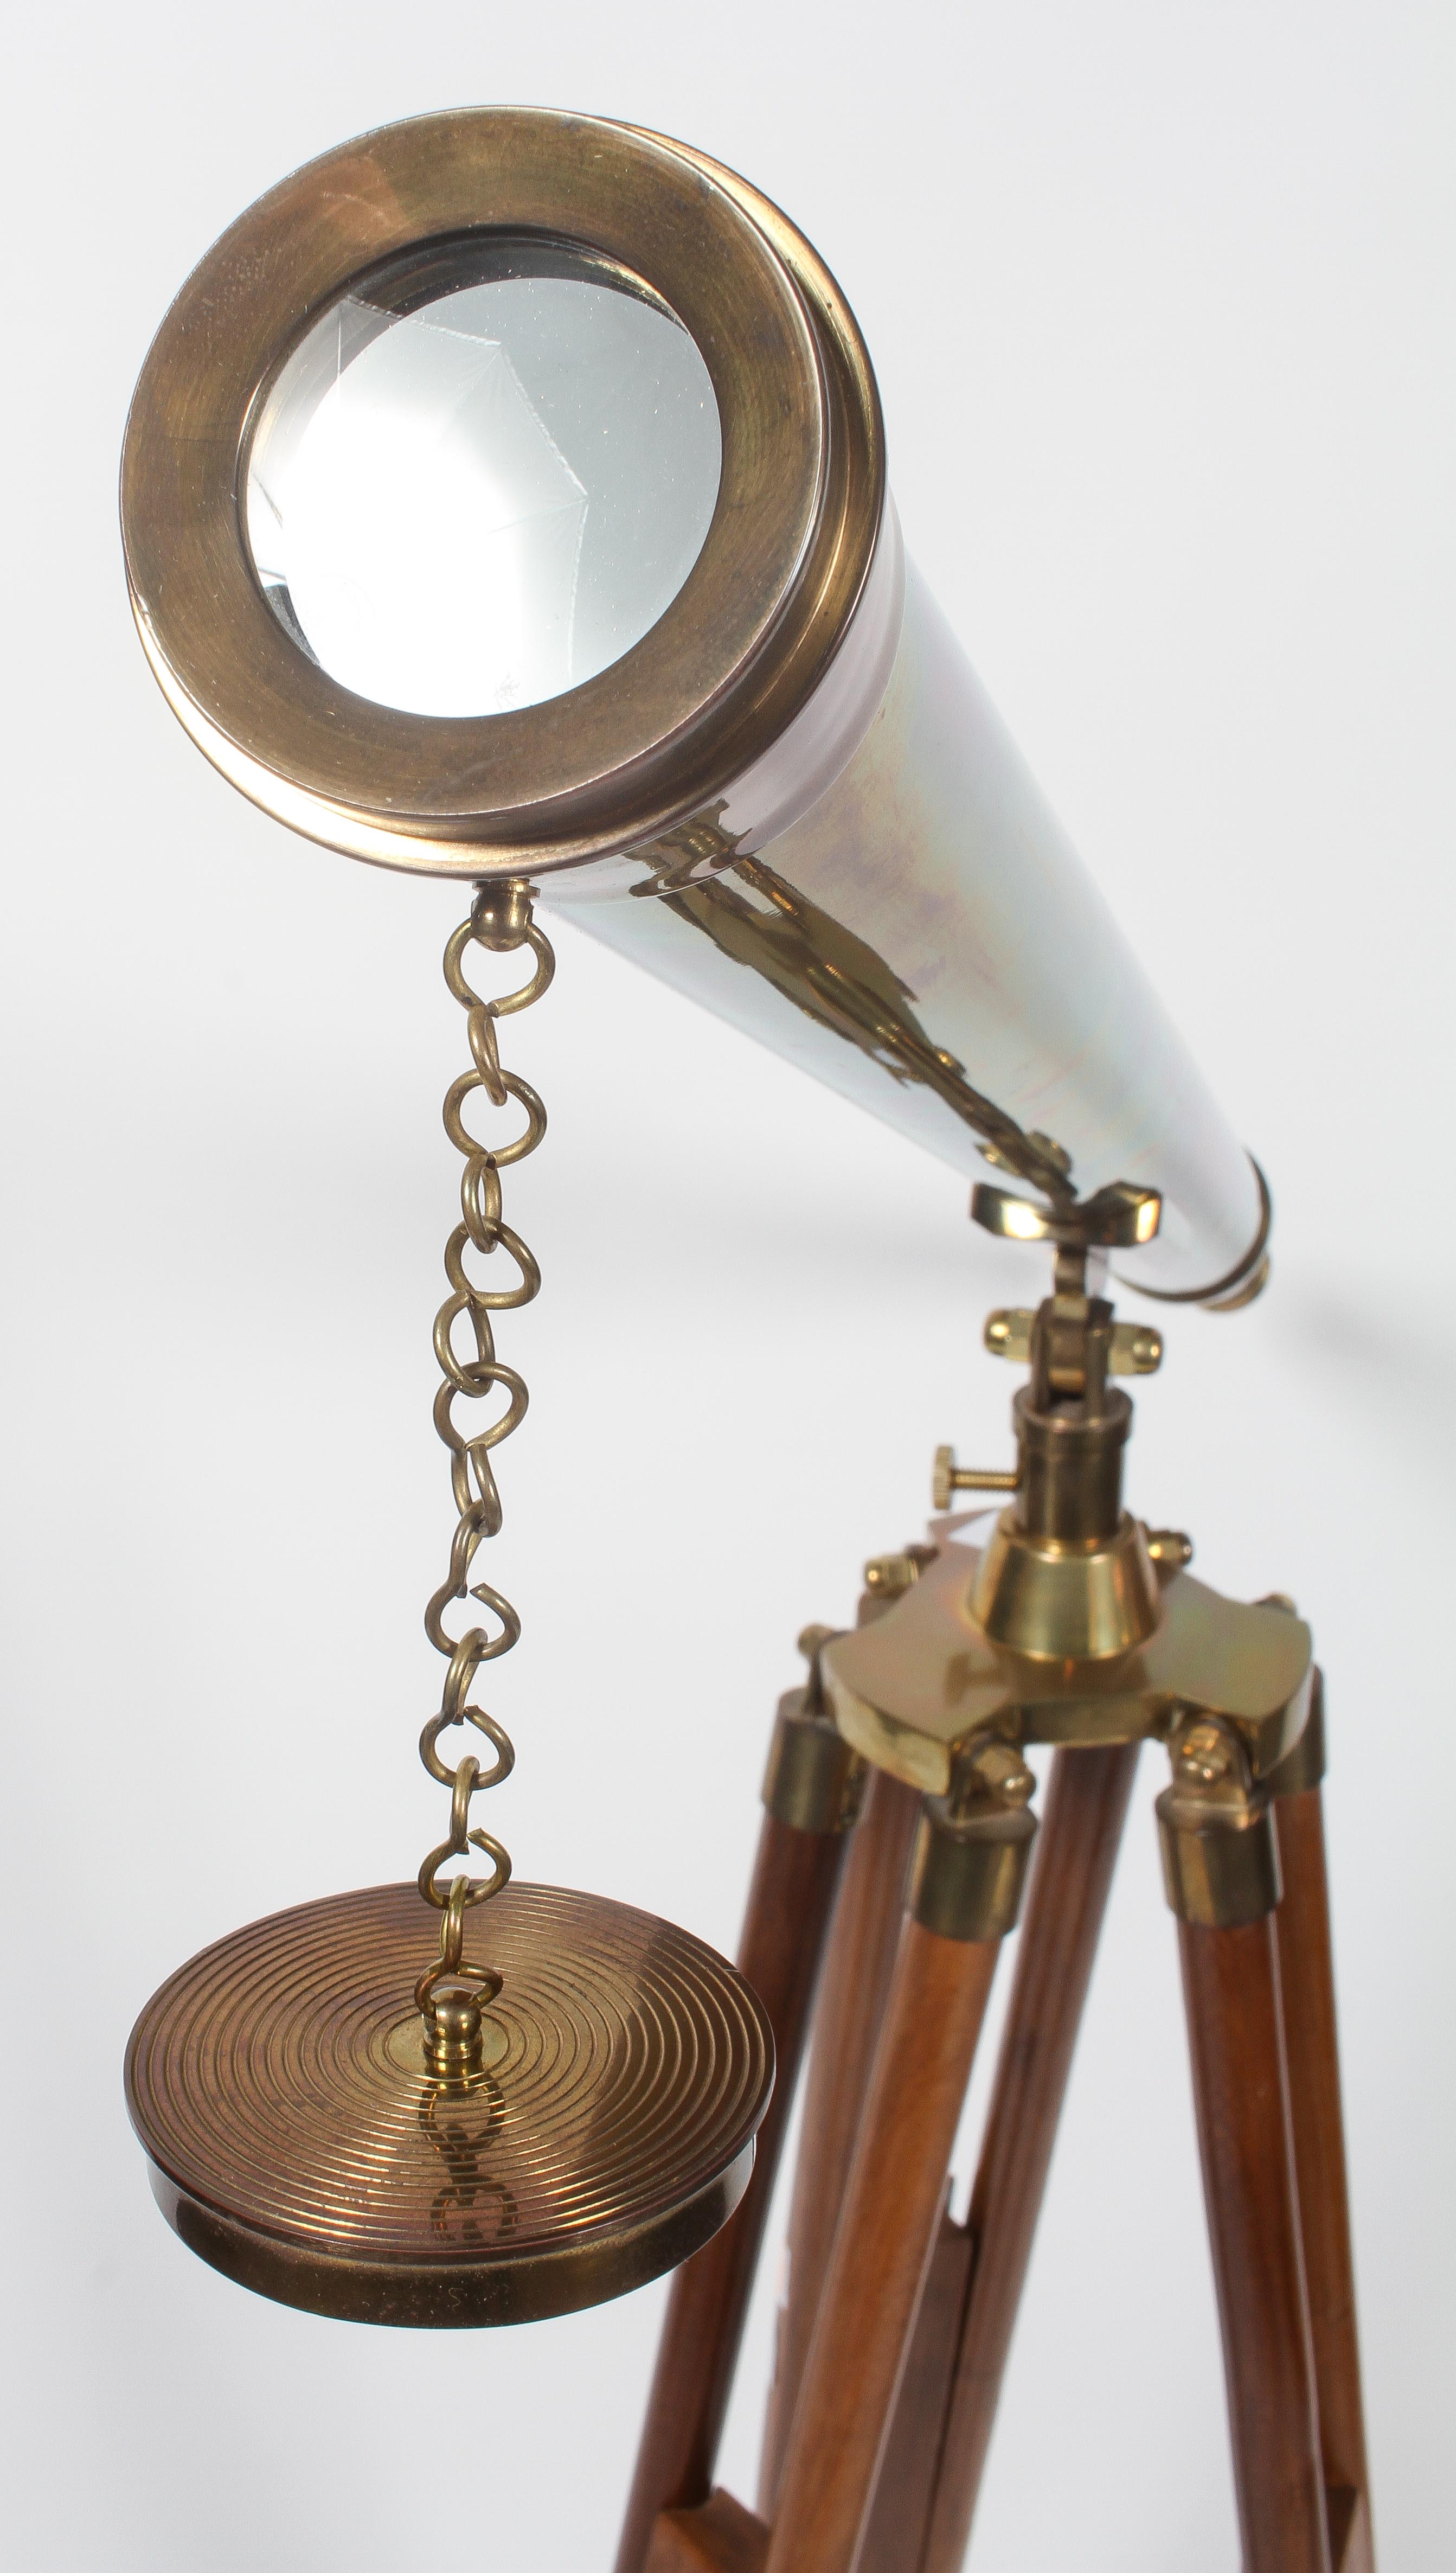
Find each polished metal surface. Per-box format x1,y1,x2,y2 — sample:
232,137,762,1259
573,590,1273,1303
121,104,1269,1307
1156,1770,1283,1928
120,107,883,877
968,1509,1163,1660
761,1680,866,1836
985,1309,1164,1373
126,1881,774,2327
908,1796,1038,1943
824,1531,1314,1793
825,1247,1314,1796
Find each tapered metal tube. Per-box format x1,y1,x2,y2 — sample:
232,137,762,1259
561,539,1264,1304
124,108,1268,1311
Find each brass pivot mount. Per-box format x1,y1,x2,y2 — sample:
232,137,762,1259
929,1175,1166,1525
818,1171,1316,1934
963,1174,1166,1583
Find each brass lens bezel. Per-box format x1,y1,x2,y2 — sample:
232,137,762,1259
120,107,885,879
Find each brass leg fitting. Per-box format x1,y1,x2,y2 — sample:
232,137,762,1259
909,1742,1038,1942
1157,1718,1282,1928
761,1639,866,1836
1264,1669,1326,1800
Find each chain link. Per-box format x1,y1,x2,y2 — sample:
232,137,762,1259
414,880,554,2024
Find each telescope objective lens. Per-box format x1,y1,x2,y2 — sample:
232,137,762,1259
245,256,722,719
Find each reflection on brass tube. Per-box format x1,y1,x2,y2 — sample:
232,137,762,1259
120,106,1269,1305
633,831,1076,1207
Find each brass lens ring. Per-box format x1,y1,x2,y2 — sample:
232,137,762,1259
120,107,884,878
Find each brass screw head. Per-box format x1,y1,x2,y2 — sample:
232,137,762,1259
863,1552,922,1600
1177,1721,1234,1786
972,1740,1036,1807
984,1308,1034,1364
1110,1322,1164,1377
797,1622,837,1664
1145,1528,1194,1570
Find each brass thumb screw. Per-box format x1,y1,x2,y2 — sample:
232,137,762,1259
933,1445,1019,1510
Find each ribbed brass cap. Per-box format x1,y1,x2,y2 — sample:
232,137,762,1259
126,1880,774,2327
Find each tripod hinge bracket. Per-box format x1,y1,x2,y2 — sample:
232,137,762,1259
909,1794,1037,1942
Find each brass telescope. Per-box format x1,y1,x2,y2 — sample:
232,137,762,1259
119,105,1369,2573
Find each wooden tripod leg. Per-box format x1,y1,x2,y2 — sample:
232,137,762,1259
764,1918,1002,2573
914,1740,1141,2573
1274,1749,1376,2573
1179,1911,1332,2573
614,1805,849,2573
758,1766,923,2513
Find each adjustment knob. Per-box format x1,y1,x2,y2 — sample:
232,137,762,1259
933,1445,1019,1510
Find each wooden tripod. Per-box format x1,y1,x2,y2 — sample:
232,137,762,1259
613,1219,1375,2573
614,1694,1372,2573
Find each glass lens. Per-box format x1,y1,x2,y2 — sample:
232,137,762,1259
246,252,722,718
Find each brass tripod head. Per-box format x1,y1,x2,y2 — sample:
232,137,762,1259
817,1169,1316,1940
927,1175,1192,1661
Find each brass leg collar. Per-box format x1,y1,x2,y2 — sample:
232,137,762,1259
762,1686,865,1835
1265,1669,1326,1799
1156,1787,1282,1928
909,1798,1036,1943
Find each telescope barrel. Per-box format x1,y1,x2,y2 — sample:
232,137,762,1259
557,523,1266,1303
120,107,1267,1307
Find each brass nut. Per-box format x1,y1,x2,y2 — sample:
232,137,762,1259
1145,1527,1194,1571
984,1308,1034,1365
1176,1720,1234,1785
1109,1322,1163,1377
863,1551,925,1600
964,1739,1036,1808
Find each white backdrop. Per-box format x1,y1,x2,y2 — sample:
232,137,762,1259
4,5,1452,2567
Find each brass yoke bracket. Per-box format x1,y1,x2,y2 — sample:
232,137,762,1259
817,1171,1317,1932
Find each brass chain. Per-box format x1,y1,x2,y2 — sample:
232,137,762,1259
413,881,554,2031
